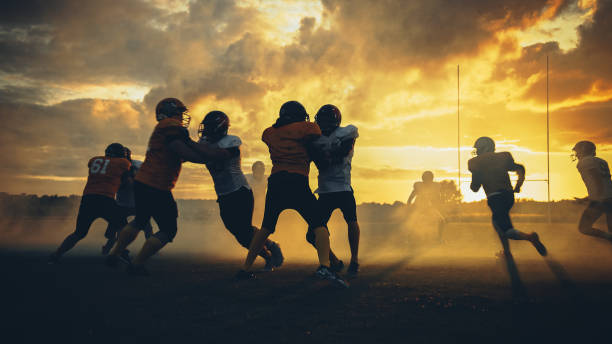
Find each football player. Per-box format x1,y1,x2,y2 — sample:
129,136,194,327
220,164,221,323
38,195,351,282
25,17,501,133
407,171,447,242
48,143,131,263
245,161,267,225
307,104,360,276
105,98,223,275
468,137,547,257
101,147,153,255
572,141,612,242
198,111,283,271
237,101,348,288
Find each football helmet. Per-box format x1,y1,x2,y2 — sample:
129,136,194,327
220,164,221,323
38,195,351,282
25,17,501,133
572,140,596,161
155,98,190,127
105,143,126,158
198,111,229,141
473,136,495,156
124,147,132,162
279,100,309,122
315,104,342,135
422,171,434,183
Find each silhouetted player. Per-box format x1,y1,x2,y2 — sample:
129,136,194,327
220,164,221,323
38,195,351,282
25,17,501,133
572,141,612,242
407,171,447,242
468,137,547,257
308,104,361,276
198,111,283,271
102,147,153,255
106,98,217,275
237,100,348,288
49,143,131,263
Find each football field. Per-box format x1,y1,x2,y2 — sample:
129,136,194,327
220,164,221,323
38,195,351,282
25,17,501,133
3,219,612,343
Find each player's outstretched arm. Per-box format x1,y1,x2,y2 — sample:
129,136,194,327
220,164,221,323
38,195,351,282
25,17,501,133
470,173,482,192
189,140,238,161
509,163,525,193
330,138,356,163
407,189,416,205
168,139,207,163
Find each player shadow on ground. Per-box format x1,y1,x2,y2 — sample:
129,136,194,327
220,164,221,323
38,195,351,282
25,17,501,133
499,251,528,300
543,256,581,300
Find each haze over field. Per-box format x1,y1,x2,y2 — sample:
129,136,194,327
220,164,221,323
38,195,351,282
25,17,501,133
1,0,612,202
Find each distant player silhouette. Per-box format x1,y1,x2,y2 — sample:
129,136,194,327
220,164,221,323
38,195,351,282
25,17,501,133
407,171,446,242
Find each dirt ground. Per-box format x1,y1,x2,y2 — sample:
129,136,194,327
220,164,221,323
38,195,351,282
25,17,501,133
3,216,612,343
3,247,612,344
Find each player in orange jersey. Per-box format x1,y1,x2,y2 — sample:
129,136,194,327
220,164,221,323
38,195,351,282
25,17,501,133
48,143,131,263
236,101,348,288
106,98,234,275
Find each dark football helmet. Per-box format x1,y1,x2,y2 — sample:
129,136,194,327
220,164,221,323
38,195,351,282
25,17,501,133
315,104,342,135
473,137,495,156
572,140,596,161
105,143,126,158
199,111,229,141
279,100,309,122
155,98,190,127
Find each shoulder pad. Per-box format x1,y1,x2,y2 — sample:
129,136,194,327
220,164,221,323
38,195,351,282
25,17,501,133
335,125,359,140
577,156,598,171
217,135,242,149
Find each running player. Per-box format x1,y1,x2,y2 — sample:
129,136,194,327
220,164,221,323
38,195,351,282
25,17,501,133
48,143,131,263
105,98,222,275
198,111,283,271
572,141,612,242
407,171,447,242
101,147,153,255
245,161,267,224
237,101,348,287
307,104,361,276
468,137,547,257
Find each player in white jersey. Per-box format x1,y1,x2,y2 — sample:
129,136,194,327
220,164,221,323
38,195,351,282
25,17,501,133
407,171,447,242
572,141,612,242
102,147,154,255
199,111,283,270
468,137,547,257
307,104,361,276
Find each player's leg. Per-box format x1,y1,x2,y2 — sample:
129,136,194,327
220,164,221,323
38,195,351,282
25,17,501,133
107,182,152,262
489,192,547,256
131,190,178,269
578,201,610,240
102,206,128,255
219,188,276,265
241,186,282,273
339,192,360,274
306,194,342,271
50,196,98,262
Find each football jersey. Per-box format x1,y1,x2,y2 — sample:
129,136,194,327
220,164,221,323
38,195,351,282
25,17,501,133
200,135,250,196
468,151,515,196
116,160,142,208
577,156,612,201
262,121,321,176
413,181,441,205
135,118,189,191
313,125,359,193
82,156,131,198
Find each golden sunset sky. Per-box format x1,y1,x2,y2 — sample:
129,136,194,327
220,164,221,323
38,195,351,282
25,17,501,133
1,0,611,203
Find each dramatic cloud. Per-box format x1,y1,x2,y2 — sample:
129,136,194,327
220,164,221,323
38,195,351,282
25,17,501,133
0,0,610,202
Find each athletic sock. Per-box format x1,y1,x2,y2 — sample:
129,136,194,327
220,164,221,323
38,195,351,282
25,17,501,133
313,226,331,267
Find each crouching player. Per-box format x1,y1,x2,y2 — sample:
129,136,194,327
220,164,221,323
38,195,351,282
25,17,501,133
102,147,153,255
237,101,348,288
572,141,612,242
307,104,361,276
198,111,283,271
105,98,218,275
49,143,131,263
468,137,547,257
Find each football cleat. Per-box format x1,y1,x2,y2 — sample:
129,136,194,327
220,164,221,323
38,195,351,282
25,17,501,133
235,270,256,280
127,264,150,276
315,266,349,288
529,233,547,256
267,241,284,268
259,258,274,272
347,262,360,276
